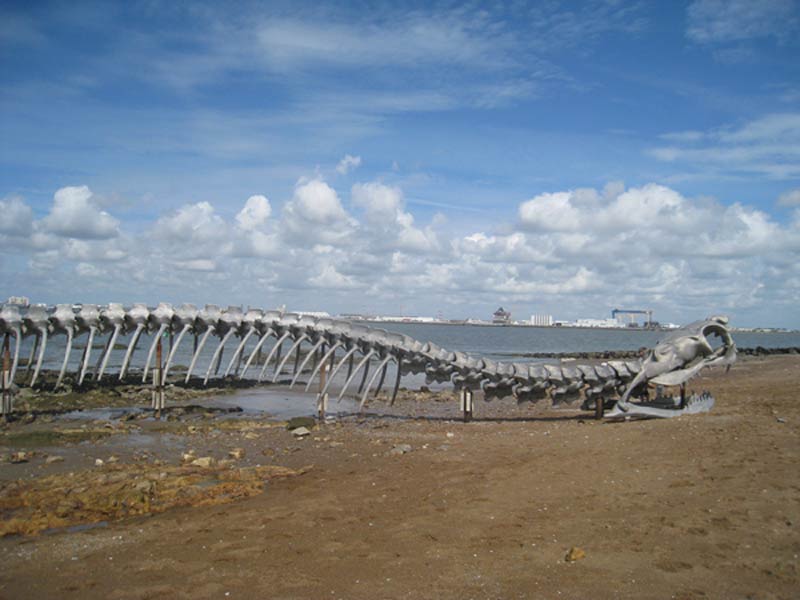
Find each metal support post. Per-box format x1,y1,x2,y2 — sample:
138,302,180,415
317,359,329,421
1,336,11,419
595,396,605,420
460,388,473,422
152,337,165,417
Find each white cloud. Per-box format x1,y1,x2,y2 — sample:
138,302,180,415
778,188,800,206
519,191,583,231
352,182,403,223
173,259,218,272
650,113,800,179
255,15,503,72
282,178,355,245
351,182,438,253
7,179,800,327
0,196,34,236
235,195,272,231
287,179,349,224
153,201,228,243
308,265,358,289
42,186,120,239
336,154,361,175
687,0,797,44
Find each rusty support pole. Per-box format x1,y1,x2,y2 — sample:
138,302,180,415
595,396,604,420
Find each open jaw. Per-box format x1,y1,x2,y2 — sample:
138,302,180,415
0,304,736,420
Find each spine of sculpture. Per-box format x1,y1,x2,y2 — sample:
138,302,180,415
0,302,736,414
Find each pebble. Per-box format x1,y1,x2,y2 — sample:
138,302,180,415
228,448,246,460
45,455,64,464
292,427,311,438
565,547,586,562
191,456,216,468
389,444,412,456
10,451,30,464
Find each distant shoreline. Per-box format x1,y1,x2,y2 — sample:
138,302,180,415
348,318,798,334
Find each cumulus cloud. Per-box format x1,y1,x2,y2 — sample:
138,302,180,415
5,180,800,327
235,195,272,230
282,178,355,244
0,196,34,236
336,154,361,175
777,188,800,207
42,186,120,239
153,201,228,243
352,182,438,253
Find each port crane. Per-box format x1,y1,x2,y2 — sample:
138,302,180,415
611,308,653,327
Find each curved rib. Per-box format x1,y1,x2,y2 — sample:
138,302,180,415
389,359,403,405
25,333,40,381
163,324,191,380
30,329,48,387
119,323,145,380
78,326,97,385
223,329,254,377
55,328,74,389
95,323,121,381
142,323,168,382
360,355,394,409
357,353,372,394
373,358,390,397
272,334,307,383
337,349,375,402
304,341,342,392
289,338,325,388
185,327,214,383
256,331,292,382
319,346,359,398
239,329,274,379
204,329,235,385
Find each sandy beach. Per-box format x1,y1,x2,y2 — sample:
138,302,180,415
0,354,798,599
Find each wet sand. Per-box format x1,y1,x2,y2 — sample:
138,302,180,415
0,355,798,599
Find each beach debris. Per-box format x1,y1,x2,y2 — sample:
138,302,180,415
190,456,216,468
45,455,64,464
565,547,586,562
228,448,246,460
181,450,196,464
292,427,311,438
94,458,104,467
286,416,316,431
389,444,412,456
10,451,30,464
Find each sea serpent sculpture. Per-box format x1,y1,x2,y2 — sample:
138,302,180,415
0,303,736,419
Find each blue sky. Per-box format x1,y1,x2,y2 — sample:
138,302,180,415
1,1,799,327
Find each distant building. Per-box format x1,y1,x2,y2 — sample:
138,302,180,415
7,296,30,307
530,314,553,327
492,307,511,324
576,318,625,328
297,310,330,318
